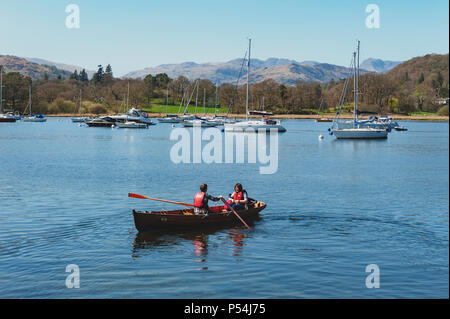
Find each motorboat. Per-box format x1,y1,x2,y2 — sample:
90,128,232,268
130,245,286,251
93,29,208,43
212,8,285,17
85,117,116,127
0,113,16,123
108,108,155,125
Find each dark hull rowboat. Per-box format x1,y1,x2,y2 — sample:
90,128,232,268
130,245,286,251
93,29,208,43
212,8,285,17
133,200,266,231
316,118,332,122
0,117,16,123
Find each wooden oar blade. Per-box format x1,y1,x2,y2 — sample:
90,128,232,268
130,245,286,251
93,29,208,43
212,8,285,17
128,193,148,199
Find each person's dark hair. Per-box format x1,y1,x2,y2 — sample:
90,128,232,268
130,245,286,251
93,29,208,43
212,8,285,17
200,184,208,192
234,183,243,192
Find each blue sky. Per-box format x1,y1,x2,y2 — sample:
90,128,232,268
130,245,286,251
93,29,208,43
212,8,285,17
0,0,448,76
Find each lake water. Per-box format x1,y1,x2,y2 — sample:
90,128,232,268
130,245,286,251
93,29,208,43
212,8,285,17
0,118,448,298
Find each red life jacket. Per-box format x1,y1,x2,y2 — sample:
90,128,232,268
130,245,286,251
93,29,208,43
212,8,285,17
194,192,205,207
233,192,243,201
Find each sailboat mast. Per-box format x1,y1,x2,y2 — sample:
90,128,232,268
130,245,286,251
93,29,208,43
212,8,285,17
166,83,169,114
245,38,251,121
356,40,360,122
0,65,3,114
203,88,206,115
29,84,32,116
79,88,82,115
353,51,357,123
0,66,3,114
127,80,130,111
215,84,218,114
195,80,199,115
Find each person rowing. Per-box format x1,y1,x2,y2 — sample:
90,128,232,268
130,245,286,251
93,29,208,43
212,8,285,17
194,184,222,215
227,183,248,210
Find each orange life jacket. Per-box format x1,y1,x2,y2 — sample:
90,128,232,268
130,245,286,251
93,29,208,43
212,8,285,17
233,192,243,201
194,192,205,207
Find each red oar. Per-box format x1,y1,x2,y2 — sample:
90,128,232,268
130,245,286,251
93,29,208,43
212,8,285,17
128,193,194,207
220,197,251,230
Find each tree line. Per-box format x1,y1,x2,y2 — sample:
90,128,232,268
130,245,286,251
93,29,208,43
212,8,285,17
0,57,448,116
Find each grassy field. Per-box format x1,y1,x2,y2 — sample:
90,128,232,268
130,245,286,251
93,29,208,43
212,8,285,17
143,100,228,114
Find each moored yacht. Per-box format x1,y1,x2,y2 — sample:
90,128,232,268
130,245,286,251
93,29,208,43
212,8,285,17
22,85,47,122
116,121,148,129
330,41,389,140
108,108,155,125
224,38,286,133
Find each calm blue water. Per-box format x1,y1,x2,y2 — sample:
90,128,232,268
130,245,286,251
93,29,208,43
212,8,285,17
0,118,448,298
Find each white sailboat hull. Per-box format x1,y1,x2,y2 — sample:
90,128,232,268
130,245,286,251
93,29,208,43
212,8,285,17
331,128,388,139
23,117,47,122
116,121,148,129
224,120,286,132
182,120,219,127
158,117,183,123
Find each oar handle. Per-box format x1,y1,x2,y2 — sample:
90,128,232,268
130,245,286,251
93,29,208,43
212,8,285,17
220,197,251,230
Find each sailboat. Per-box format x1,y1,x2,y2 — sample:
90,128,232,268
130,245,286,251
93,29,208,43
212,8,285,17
330,41,388,139
0,67,17,123
107,81,155,125
224,38,286,133
71,89,90,123
315,84,332,122
23,84,47,122
248,97,273,116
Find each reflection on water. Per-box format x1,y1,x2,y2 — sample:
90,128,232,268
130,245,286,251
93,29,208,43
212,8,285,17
132,226,249,264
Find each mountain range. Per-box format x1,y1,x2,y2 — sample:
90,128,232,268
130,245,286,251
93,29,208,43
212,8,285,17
1,54,402,84
122,57,402,84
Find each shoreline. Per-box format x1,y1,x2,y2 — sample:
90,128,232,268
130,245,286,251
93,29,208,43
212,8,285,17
46,113,449,121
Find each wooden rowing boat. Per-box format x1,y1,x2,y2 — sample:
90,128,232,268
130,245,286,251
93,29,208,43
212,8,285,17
316,118,333,122
133,199,266,231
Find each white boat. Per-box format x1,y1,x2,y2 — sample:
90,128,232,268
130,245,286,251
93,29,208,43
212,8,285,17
206,115,236,125
0,113,17,123
116,121,148,129
71,117,91,123
23,115,47,122
224,39,286,133
332,127,388,139
330,41,389,139
224,118,286,132
108,108,155,125
158,115,183,123
71,89,90,123
182,119,219,127
22,85,47,122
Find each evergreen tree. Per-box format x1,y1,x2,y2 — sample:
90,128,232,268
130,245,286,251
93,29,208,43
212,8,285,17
70,70,79,81
104,64,113,83
92,65,104,84
79,69,89,82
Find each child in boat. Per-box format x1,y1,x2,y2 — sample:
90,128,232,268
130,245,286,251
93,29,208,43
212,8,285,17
194,184,222,215
227,183,248,210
